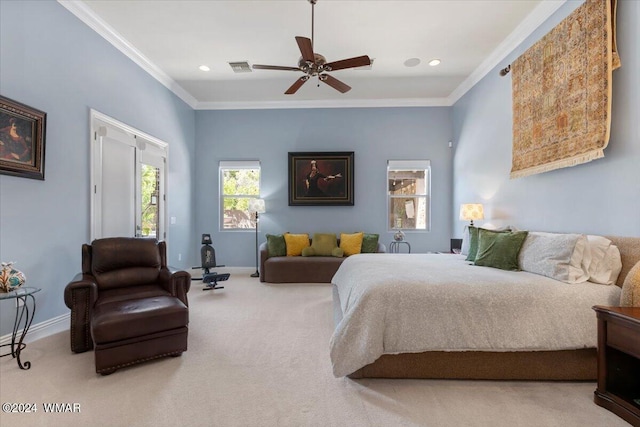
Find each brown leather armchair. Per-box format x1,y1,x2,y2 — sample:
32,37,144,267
64,237,191,375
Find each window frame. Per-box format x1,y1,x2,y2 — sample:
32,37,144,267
386,160,431,232
219,160,261,231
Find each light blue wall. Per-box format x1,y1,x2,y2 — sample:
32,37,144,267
452,0,640,237
195,107,454,267
0,0,195,336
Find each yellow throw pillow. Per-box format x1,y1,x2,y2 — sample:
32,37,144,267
340,232,364,256
284,233,310,256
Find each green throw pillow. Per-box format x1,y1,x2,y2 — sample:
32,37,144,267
310,233,339,256
266,234,286,257
464,226,480,261
474,229,529,271
361,233,380,253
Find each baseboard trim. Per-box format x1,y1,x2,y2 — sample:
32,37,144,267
0,313,69,346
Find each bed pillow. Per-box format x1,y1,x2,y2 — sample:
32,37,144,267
303,233,339,257
590,244,623,285
283,233,310,256
464,226,513,261
518,232,590,283
361,233,380,253
586,235,622,285
464,226,480,261
340,232,364,256
620,261,640,307
265,234,286,257
461,226,473,257
473,229,529,271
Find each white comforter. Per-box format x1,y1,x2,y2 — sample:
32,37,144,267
329,254,621,377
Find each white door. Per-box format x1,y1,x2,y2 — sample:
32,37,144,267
91,111,168,241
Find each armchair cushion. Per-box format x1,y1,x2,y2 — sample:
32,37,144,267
92,296,188,343
90,238,162,290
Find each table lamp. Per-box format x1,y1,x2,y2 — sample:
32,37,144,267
459,203,484,227
248,198,266,278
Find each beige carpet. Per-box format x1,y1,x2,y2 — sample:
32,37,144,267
0,269,629,427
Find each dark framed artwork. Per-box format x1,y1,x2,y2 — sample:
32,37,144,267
288,151,354,206
0,95,47,180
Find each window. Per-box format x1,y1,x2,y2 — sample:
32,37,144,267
387,160,431,231
220,161,261,230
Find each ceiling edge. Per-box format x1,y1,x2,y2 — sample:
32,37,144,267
195,98,452,110
57,0,199,109
448,0,569,105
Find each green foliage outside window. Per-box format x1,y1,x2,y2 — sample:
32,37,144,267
222,168,260,229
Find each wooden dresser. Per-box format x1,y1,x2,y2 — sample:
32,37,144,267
593,306,640,427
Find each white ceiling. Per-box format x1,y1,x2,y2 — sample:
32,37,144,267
62,0,567,109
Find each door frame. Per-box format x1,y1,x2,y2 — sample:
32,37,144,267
90,109,169,241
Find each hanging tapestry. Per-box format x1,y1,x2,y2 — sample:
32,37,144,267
510,0,620,179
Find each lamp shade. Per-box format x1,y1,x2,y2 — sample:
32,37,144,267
459,203,484,221
248,198,266,214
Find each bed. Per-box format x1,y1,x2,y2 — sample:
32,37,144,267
330,236,640,380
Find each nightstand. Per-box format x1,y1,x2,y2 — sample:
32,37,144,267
593,306,640,427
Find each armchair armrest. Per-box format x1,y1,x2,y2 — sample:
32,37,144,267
160,267,191,307
64,274,98,353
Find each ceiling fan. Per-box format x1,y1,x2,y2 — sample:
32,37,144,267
252,0,371,95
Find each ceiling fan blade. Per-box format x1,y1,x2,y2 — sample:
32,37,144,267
321,74,351,93
324,55,371,71
285,76,309,95
252,64,301,71
295,36,315,63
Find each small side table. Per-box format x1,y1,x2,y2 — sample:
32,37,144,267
0,286,41,370
389,241,411,253
593,305,640,427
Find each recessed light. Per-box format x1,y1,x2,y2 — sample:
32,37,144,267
404,58,421,67
199,65,210,72
428,59,441,67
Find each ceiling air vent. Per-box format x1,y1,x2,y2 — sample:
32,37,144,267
228,61,252,73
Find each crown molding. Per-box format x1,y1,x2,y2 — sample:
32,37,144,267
57,0,198,109
195,97,451,110
448,0,569,104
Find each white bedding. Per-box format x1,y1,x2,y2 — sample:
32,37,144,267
329,253,621,378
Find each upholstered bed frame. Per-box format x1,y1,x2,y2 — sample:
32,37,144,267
333,236,640,380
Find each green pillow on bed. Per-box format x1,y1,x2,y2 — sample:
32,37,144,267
361,233,379,253
465,227,480,261
473,229,529,271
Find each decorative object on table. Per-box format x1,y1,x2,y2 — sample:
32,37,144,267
459,203,484,227
393,230,405,242
0,95,47,180
288,152,354,206
508,0,620,179
0,262,26,292
248,198,266,278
